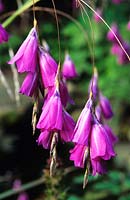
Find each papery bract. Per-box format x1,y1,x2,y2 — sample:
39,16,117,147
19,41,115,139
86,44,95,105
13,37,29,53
0,24,8,43
19,72,38,97
8,27,38,73
72,98,93,145
70,144,87,168
88,70,98,100
99,94,113,119
39,47,58,88
62,53,78,79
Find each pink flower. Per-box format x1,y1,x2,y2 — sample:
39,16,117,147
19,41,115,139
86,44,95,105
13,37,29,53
62,53,78,79
93,8,102,23
38,47,58,88
72,98,93,145
19,72,38,97
37,90,63,131
90,122,116,160
104,125,118,145
8,27,38,73
99,93,114,119
0,24,8,43
91,159,107,176
70,144,87,168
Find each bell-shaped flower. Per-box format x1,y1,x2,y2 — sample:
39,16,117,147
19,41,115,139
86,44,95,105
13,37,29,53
0,24,8,43
91,158,107,176
37,130,52,149
70,144,87,168
72,98,93,145
62,53,78,79
8,27,38,73
38,47,58,88
99,93,114,119
19,71,38,97
90,120,116,161
37,89,62,131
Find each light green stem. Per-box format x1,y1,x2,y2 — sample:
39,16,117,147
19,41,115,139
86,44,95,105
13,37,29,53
2,0,41,28
0,177,44,199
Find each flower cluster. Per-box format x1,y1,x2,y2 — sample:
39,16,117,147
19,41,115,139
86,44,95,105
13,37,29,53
8,25,78,174
70,67,117,179
107,23,130,65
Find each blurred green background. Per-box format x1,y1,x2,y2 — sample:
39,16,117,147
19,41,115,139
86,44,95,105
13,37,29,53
0,0,130,200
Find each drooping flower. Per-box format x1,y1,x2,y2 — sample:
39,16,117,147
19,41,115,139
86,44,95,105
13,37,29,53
19,71,38,97
0,24,8,43
38,47,58,88
90,120,116,161
70,144,87,168
62,53,78,79
37,90,63,131
93,8,102,23
37,88,75,148
72,98,93,145
104,125,118,145
8,27,38,73
99,93,114,119
17,193,29,200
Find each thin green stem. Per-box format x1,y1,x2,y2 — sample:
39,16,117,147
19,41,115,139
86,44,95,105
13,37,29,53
2,0,40,28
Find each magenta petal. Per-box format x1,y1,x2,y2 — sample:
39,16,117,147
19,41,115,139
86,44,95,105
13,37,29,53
0,24,8,43
19,72,38,97
37,90,62,131
39,47,58,88
70,144,87,168
8,27,38,73
91,159,107,176
59,79,74,107
99,94,114,119
72,98,93,145
90,124,107,159
62,53,78,79
60,109,75,142
104,125,118,145
37,130,52,149
17,192,29,200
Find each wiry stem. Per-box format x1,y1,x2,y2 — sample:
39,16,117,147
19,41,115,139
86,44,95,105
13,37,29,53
79,0,130,61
